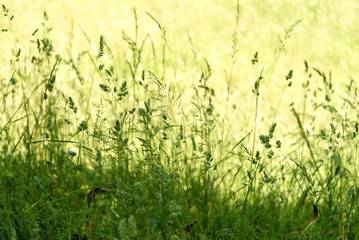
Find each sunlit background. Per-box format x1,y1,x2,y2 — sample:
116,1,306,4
2,0,358,77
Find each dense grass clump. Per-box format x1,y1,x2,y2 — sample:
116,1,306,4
1,3,359,239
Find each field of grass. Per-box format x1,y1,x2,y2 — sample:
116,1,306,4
1,0,359,239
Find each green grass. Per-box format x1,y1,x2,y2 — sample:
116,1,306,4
1,1,359,239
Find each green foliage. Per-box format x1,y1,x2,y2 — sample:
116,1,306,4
0,3,358,240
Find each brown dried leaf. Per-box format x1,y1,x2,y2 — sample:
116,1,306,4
309,205,318,224
87,187,102,207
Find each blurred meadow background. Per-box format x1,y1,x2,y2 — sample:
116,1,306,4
2,0,358,131
1,0,359,239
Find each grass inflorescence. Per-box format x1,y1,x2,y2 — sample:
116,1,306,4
0,3,359,239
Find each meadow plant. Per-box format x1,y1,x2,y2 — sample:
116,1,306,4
0,3,358,240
